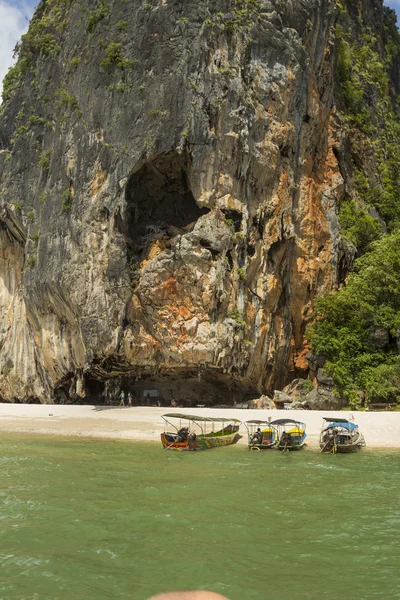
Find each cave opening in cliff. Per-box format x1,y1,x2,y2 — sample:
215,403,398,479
123,152,209,258
119,369,258,408
84,377,106,403
78,366,259,407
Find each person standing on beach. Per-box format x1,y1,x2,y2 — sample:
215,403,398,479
127,392,133,407
119,390,125,406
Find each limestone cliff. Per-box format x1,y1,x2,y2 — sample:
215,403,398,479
0,0,397,404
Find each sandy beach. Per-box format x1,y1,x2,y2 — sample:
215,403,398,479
0,404,399,448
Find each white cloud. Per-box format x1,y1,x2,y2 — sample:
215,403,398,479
0,1,35,99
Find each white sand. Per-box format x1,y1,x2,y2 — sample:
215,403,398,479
0,404,399,448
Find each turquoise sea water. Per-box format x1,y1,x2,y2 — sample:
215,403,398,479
0,435,399,600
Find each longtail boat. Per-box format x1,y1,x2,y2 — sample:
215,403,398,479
270,418,307,451
244,420,277,450
319,417,366,453
161,413,241,451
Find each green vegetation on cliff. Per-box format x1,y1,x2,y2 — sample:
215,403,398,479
310,4,400,407
310,231,400,406
336,9,400,231
2,0,70,104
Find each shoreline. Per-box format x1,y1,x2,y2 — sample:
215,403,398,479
1,405,400,448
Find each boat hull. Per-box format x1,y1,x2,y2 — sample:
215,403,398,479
197,431,240,449
276,433,307,451
276,443,306,451
272,423,307,452
161,431,240,451
248,442,277,450
161,433,190,450
335,443,364,453
319,431,366,454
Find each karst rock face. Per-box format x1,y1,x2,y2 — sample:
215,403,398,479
0,0,393,403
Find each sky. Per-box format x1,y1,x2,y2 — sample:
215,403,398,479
388,0,400,17
0,0,400,98
0,0,36,96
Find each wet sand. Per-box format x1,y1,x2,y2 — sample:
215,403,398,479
0,404,399,448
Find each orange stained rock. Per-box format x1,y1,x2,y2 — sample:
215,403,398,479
272,170,291,212
296,255,315,277
126,328,160,353
89,167,107,198
269,119,293,145
287,66,296,82
279,171,289,187
298,178,330,244
246,302,256,323
266,274,280,294
295,344,312,371
146,240,166,262
159,303,193,323
154,276,178,301
182,296,196,312
164,276,177,295
326,143,340,171
177,305,193,321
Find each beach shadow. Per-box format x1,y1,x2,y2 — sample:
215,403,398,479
91,405,165,411
91,406,129,411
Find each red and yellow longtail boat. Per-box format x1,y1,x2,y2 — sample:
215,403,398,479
161,413,241,451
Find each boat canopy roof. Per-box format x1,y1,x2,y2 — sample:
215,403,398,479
270,419,305,427
323,417,350,423
162,413,241,424
245,420,275,425
324,421,357,432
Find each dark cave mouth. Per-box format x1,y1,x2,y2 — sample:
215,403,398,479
120,370,258,407
122,151,209,259
61,368,259,407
